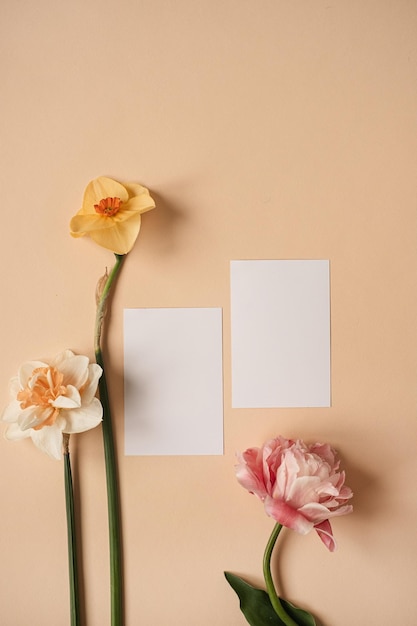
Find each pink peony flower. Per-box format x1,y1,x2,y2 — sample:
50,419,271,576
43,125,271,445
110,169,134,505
236,436,353,551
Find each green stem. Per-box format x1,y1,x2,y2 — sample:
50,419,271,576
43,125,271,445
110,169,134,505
263,523,299,626
64,435,80,626
95,254,126,355
95,253,126,626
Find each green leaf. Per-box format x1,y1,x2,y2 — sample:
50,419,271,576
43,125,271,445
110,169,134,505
224,572,316,626
224,572,285,625
280,598,317,626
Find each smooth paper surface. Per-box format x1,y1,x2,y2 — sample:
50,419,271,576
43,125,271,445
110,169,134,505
124,308,223,455
231,260,330,408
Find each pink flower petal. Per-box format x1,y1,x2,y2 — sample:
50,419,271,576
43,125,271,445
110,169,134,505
314,520,336,551
264,496,314,535
236,448,268,499
235,435,353,546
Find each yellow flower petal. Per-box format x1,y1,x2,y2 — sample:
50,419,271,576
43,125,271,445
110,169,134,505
88,213,142,254
70,176,155,253
125,182,155,205
124,191,155,215
70,214,116,236
81,177,129,216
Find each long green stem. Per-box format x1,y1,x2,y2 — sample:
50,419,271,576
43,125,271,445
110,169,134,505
263,523,299,626
95,253,126,626
64,435,80,626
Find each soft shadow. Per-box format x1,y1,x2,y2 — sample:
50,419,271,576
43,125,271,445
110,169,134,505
123,373,153,433
138,189,188,255
341,455,381,521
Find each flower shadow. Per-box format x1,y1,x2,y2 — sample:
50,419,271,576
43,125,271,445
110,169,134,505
341,456,380,521
135,189,188,256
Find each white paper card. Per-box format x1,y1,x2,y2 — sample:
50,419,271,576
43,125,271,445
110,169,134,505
124,308,223,455
231,260,330,408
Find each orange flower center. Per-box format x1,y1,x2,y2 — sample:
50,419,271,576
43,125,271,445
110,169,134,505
17,367,68,430
94,197,122,216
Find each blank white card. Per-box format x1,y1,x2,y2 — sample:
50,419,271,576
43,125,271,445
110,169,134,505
124,308,223,455
231,260,330,408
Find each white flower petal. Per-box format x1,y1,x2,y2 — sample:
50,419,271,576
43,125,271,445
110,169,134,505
3,351,104,458
18,406,45,431
51,350,76,367
80,364,102,405
2,400,23,423
66,384,82,404
52,385,81,409
4,422,32,441
9,376,21,397
57,355,89,388
63,398,103,433
31,424,64,460
18,361,47,388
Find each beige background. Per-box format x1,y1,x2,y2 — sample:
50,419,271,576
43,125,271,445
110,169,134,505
1,1,416,624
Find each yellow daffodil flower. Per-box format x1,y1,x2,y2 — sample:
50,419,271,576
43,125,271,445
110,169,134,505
70,176,155,254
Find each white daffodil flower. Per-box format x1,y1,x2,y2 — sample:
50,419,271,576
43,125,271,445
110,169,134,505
2,350,103,459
